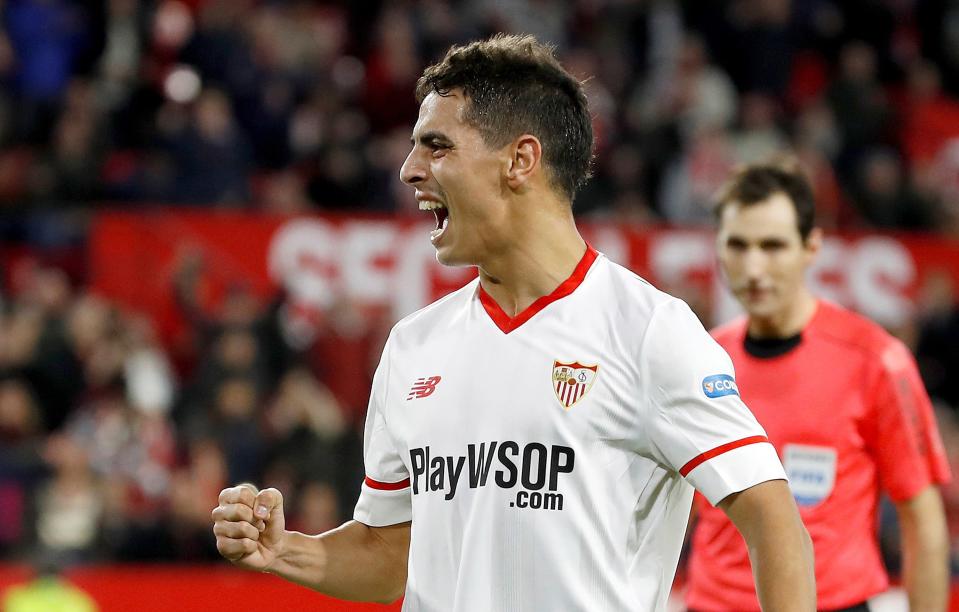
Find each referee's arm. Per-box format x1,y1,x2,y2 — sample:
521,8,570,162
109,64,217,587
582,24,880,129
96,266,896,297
719,479,816,612
895,485,949,612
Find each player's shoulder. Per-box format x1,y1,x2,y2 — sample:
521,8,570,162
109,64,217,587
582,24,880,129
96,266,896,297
594,255,678,314
593,256,709,340
810,299,902,359
388,278,479,342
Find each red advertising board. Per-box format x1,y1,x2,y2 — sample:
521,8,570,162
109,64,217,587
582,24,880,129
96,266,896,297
1,565,958,611
88,210,959,343
0,564,401,612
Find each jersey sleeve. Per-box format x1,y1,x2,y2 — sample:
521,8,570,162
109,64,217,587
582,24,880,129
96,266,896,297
638,298,786,506
865,338,951,502
353,335,413,526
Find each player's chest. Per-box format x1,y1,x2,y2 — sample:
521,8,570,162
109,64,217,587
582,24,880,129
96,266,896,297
384,325,638,450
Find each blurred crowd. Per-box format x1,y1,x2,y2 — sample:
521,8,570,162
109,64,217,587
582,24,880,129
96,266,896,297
0,0,958,575
0,0,957,230
0,256,381,564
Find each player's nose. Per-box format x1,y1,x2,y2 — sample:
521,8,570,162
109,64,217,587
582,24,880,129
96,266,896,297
742,248,767,279
400,148,427,185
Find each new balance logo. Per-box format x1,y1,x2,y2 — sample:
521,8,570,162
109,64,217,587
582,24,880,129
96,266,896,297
407,376,442,400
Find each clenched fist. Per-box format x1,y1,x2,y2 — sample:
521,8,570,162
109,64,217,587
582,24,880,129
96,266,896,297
211,484,287,571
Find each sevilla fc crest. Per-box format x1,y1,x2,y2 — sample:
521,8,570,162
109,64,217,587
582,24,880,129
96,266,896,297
552,361,598,409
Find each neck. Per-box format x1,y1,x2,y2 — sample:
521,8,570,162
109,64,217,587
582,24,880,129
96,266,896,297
747,289,818,338
478,203,586,317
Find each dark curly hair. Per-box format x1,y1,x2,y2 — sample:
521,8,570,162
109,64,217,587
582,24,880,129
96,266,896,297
416,34,594,202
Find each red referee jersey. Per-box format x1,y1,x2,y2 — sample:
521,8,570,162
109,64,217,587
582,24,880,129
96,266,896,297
686,300,951,611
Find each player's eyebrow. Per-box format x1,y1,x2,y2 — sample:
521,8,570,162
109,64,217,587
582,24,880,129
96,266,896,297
412,131,453,147
759,237,788,248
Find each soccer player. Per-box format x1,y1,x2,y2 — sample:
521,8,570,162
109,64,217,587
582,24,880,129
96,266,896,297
686,161,952,612
212,35,815,611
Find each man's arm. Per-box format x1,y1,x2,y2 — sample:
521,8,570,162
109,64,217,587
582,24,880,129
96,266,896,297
894,485,949,612
718,479,816,612
212,485,410,604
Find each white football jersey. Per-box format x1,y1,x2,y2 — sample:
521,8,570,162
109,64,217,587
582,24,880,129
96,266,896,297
353,247,785,612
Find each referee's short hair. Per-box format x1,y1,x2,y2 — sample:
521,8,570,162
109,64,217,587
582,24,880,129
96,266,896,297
714,156,817,242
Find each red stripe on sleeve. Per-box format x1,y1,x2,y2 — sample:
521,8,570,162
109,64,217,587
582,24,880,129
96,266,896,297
679,435,769,477
364,476,411,491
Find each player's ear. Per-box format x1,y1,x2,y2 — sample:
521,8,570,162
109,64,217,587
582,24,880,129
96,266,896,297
505,134,541,190
803,227,823,262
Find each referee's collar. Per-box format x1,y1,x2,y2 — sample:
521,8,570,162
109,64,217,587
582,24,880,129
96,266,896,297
743,332,802,358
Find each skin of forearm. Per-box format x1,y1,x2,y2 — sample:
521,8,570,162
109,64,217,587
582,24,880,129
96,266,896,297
747,520,816,612
267,520,410,604
722,481,816,612
898,487,949,612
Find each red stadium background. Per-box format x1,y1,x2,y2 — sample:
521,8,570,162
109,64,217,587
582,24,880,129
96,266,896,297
88,210,959,339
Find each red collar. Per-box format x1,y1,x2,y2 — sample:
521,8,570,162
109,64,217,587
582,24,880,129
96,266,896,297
478,245,599,334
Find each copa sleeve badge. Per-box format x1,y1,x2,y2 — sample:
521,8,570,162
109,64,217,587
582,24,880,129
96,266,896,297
702,374,739,398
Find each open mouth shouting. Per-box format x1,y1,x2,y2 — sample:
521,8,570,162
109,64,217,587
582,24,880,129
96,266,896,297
419,198,449,244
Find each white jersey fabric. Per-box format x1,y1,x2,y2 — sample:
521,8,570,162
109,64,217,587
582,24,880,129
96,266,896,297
353,247,785,612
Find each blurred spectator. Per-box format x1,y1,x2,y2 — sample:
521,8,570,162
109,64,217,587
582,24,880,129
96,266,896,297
162,437,225,561
35,433,102,563
123,315,175,417
633,32,738,141
792,139,854,230
792,100,840,162
263,366,360,513
306,142,372,210
916,270,959,410
579,140,657,223
899,60,959,171
0,378,46,555
28,79,109,204
930,138,959,231
361,6,421,134
659,126,736,224
257,170,314,215
852,148,937,230
207,376,265,485
96,0,143,115
308,299,390,423
172,252,292,400
167,88,253,204
288,480,340,536
735,0,796,95
1,267,84,432
67,293,125,398
3,0,99,144
916,0,959,95
826,41,892,169
729,92,789,164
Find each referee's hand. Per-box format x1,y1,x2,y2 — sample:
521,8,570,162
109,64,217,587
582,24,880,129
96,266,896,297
212,484,287,572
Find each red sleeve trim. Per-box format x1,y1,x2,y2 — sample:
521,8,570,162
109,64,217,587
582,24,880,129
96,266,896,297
679,435,769,477
364,476,411,491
